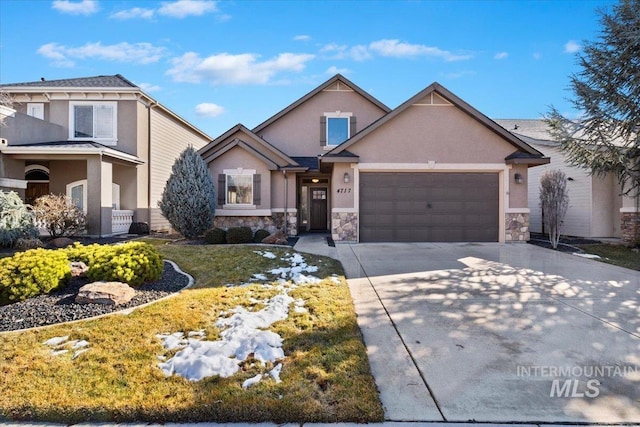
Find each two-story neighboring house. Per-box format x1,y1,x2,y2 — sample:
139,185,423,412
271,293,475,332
0,75,211,237
200,74,549,243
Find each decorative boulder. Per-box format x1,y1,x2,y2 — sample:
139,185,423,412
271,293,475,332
70,261,89,277
75,282,136,306
262,230,288,245
128,222,150,235
47,237,75,249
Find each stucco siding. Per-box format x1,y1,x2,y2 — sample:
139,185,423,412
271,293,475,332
509,164,528,209
350,105,516,164
208,146,272,210
259,89,387,157
527,144,592,236
149,107,209,232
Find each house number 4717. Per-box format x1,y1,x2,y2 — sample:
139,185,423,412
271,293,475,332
337,188,351,193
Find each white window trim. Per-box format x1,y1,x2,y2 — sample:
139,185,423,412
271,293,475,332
223,168,256,207
27,103,44,120
69,101,118,145
324,111,352,148
67,179,88,213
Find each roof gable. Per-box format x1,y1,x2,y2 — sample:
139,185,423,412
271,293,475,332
326,82,547,162
199,124,301,170
252,74,390,134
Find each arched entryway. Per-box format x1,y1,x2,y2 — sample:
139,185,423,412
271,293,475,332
24,164,50,205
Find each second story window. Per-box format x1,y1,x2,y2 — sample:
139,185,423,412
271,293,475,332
69,102,117,144
321,112,354,147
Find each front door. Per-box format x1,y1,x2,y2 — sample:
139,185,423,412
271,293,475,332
310,187,328,231
25,182,49,205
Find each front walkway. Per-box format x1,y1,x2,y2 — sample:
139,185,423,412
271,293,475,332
293,237,640,423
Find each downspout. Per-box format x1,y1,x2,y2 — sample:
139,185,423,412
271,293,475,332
283,169,288,235
147,101,156,226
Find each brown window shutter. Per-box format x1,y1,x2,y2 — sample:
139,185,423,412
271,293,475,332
218,174,225,206
350,116,357,137
253,174,261,206
320,116,327,145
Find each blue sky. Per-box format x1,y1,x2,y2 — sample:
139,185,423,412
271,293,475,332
0,0,615,138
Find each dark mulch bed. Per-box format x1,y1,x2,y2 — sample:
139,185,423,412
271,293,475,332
0,261,189,333
528,232,602,253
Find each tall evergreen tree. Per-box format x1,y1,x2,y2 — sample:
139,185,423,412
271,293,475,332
545,0,640,198
159,146,216,239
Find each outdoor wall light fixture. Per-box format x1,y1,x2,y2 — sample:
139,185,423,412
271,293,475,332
343,172,350,183
514,173,524,184
311,178,319,183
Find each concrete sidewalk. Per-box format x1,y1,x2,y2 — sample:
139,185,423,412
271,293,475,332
293,236,640,424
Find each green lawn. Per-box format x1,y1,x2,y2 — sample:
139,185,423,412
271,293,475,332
0,243,383,424
577,243,640,271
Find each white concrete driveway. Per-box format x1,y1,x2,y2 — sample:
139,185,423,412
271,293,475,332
337,243,640,423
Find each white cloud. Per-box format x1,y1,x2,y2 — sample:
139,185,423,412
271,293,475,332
494,52,508,60
37,42,166,67
138,82,161,92
294,35,311,41
350,45,371,61
167,51,315,85
326,66,350,75
158,0,217,18
195,102,225,117
319,43,371,61
443,70,476,79
368,39,472,61
52,0,98,15
111,7,154,20
564,40,581,53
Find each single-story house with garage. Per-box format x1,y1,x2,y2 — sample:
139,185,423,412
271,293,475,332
495,119,638,242
200,74,550,243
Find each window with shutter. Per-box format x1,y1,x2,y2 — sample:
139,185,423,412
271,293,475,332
221,169,257,206
323,112,353,147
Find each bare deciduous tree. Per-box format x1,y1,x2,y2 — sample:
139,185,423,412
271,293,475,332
540,170,570,249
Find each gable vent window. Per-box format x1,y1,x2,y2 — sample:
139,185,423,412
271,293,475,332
321,112,355,147
69,101,117,144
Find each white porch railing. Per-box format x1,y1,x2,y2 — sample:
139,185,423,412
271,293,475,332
112,210,134,235
34,210,134,236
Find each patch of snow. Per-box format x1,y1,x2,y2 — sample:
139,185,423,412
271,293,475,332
50,350,69,356
72,340,90,349
188,330,205,338
44,336,69,346
72,349,89,360
242,373,264,389
157,251,325,386
573,252,601,259
255,250,277,259
270,363,283,383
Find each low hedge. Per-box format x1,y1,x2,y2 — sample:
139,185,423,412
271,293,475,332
0,248,71,305
66,241,164,286
204,227,226,244
226,226,254,244
253,229,270,243
0,241,164,306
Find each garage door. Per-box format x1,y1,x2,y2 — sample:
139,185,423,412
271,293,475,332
359,172,499,242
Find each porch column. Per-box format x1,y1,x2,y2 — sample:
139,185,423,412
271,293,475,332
87,157,113,237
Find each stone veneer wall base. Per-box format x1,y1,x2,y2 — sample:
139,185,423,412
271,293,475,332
505,212,530,242
332,212,358,242
213,213,298,236
621,212,640,245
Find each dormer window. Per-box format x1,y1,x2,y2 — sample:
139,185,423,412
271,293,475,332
69,101,117,144
321,112,355,148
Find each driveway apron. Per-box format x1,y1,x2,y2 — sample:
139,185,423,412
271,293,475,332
340,243,640,423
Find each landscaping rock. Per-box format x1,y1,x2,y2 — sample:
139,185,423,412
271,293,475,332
262,230,288,245
47,237,75,249
70,261,89,277
75,282,136,306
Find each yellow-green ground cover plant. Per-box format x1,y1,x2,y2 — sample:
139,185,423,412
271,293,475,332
0,243,383,424
0,242,163,306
